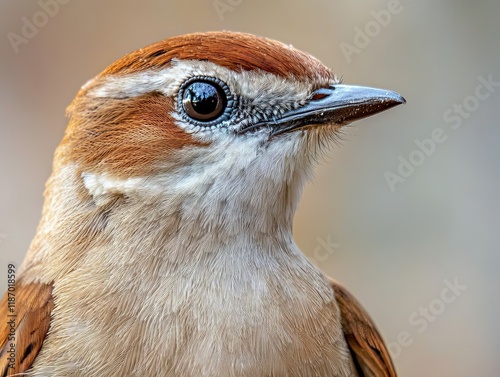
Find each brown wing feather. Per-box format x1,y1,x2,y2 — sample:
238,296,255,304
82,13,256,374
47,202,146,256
0,281,54,377
331,280,397,377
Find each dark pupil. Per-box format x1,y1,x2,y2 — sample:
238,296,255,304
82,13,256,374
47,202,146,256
186,82,219,115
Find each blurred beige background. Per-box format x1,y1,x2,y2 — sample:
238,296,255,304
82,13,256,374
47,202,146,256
1,0,499,376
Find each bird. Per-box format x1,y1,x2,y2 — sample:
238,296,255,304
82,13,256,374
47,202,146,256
0,31,404,377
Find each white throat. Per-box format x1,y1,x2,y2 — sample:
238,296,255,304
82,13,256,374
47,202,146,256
82,131,315,240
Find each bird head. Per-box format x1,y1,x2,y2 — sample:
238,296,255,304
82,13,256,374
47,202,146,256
50,31,404,237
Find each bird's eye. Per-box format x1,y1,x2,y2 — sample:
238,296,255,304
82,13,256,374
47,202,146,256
182,81,226,121
177,76,237,127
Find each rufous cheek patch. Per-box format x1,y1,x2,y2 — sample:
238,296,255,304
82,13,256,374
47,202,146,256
60,92,206,178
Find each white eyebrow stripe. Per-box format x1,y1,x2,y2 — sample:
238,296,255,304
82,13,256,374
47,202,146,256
86,59,327,105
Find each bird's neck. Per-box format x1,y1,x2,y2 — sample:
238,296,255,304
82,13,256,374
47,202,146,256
19,152,353,377
20,151,313,282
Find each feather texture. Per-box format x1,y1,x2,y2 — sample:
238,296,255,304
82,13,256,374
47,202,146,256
0,282,53,376
331,280,397,377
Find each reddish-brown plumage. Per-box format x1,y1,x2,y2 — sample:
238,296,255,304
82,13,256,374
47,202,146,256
101,31,333,82
61,93,205,178
332,280,397,377
0,282,54,376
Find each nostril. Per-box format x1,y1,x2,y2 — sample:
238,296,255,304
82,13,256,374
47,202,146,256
311,87,334,101
311,92,329,101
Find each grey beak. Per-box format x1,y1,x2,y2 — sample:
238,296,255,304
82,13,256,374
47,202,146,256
239,84,405,136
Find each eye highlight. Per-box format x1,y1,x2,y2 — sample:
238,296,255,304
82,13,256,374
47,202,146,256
178,76,235,127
